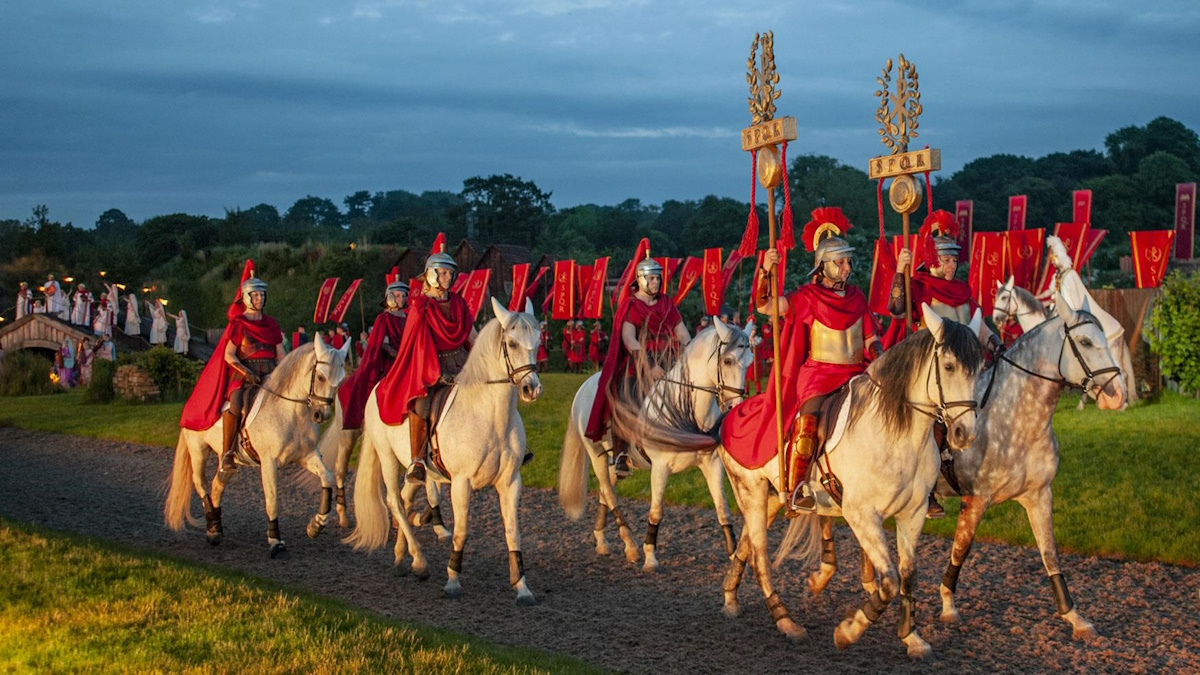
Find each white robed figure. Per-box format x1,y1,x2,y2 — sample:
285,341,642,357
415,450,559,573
71,283,93,326
15,282,33,319
45,275,68,320
124,293,141,336
92,298,115,337
148,299,169,345
172,309,191,354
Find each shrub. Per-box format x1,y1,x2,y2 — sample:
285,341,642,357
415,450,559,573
0,350,61,397
1148,270,1200,393
134,347,203,399
86,358,118,403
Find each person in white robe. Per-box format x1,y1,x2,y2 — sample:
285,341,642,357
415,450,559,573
148,299,169,345
71,283,93,326
45,275,68,320
170,309,191,354
92,297,114,337
123,293,141,336
15,282,33,319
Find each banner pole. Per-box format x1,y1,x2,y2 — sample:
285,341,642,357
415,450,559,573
767,186,785,491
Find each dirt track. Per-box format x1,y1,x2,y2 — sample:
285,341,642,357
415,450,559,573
1,426,1197,673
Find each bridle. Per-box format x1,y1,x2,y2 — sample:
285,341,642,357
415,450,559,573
980,311,1121,408
255,352,338,411
871,339,978,426
993,288,1045,327
658,332,750,411
486,318,540,386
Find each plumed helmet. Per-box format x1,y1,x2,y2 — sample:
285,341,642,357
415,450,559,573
424,251,457,273
918,210,961,267
386,278,410,295
240,275,268,307
802,207,856,278
384,266,409,307
634,254,663,295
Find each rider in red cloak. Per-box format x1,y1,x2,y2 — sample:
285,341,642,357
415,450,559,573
585,240,691,478
588,321,603,368
720,207,880,516
180,260,285,474
375,236,476,484
336,269,409,431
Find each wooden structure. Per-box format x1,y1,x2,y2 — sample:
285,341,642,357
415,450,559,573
0,314,91,353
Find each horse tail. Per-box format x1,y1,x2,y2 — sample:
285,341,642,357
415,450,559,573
772,511,822,570
316,399,344,473
558,406,589,521
343,427,387,552
164,431,200,531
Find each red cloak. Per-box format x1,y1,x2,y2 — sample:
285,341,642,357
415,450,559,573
337,311,406,430
882,271,977,348
180,314,282,431
376,293,473,426
720,284,875,470
588,328,602,364
584,296,682,441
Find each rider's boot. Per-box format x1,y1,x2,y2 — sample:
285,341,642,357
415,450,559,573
219,410,239,474
406,411,429,484
926,491,945,519
612,436,632,479
785,414,818,517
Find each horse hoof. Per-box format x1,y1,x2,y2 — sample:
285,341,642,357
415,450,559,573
642,561,658,574
338,515,351,529
1073,624,1099,641
515,591,537,607
413,565,430,581
904,636,932,660
444,583,462,599
269,542,287,559
833,622,855,650
624,547,640,564
777,619,807,641
206,534,222,546
434,527,451,543
306,521,325,539
721,603,741,619
940,608,961,624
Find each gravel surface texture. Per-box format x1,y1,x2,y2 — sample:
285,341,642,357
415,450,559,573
1,426,1197,673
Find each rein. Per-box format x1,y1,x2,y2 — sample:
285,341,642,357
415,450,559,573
484,319,539,386
660,334,749,407
869,340,978,426
254,354,336,410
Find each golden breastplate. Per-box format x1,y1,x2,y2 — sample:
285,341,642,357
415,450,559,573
927,299,972,325
809,318,864,365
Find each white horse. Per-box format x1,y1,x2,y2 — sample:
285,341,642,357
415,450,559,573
720,306,984,658
558,318,753,572
933,290,1126,638
165,336,351,557
346,298,543,604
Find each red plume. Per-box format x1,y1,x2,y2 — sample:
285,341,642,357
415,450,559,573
917,233,939,269
386,266,400,285
430,232,447,255
920,209,959,240
613,237,651,309
800,207,853,253
228,259,256,319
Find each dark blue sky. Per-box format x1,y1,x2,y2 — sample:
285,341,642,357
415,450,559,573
2,1,1197,227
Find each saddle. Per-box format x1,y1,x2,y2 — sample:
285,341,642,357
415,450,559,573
425,385,458,481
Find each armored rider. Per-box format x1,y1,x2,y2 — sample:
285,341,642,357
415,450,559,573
585,243,691,478
219,274,285,473
336,269,410,433
721,207,880,516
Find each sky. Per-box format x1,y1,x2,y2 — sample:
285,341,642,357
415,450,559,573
1,1,1198,229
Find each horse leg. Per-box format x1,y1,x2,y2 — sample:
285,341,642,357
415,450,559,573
895,509,932,659
401,480,422,527
378,445,428,579
699,453,737,557
188,442,222,545
260,459,286,558
335,430,356,528
1018,486,1097,640
302,450,334,539
422,481,451,541
808,516,837,595
642,461,671,573
746,478,806,640
444,477,472,599
721,526,753,619
939,494,988,624
835,512,896,650
496,471,535,606
591,448,638,563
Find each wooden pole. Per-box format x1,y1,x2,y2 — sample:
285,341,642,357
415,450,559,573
902,211,912,331
768,186,785,486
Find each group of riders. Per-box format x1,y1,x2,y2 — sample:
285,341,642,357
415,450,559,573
183,204,1001,519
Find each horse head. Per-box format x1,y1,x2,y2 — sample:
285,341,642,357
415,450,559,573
490,297,543,403
707,317,754,412
1054,291,1126,410
992,276,1017,327
922,304,985,451
310,332,350,424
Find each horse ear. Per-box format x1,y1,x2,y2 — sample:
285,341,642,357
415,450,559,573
339,337,352,359
995,279,1003,290
713,316,732,341
1055,290,1078,324
524,298,534,315
491,297,511,324
314,332,328,357
967,308,983,338
921,303,945,342
1005,276,1015,291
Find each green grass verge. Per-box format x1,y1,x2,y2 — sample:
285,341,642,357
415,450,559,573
3,376,1198,566
0,518,604,674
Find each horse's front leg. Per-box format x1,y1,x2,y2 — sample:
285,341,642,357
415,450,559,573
444,476,473,599
590,446,638,562
642,460,671,573
699,452,737,557
496,469,535,606
378,443,428,579
894,507,932,659
1017,486,1097,640
939,494,989,624
808,516,837,595
302,450,334,539
260,458,286,558
746,477,806,640
835,510,897,650
423,481,451,541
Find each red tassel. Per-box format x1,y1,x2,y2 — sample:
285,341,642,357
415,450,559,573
738,151,759,258
778,141,795,251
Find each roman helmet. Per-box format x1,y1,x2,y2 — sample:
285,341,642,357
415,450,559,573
240,274,268,308
424,234,457,291
384,267,409,309
918,210,961,270
802,206,856,281
634,254,664,296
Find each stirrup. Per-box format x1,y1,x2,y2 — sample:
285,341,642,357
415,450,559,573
406,460,426,484
613,452,631,479
219,450,239,474
785,486,816,518
926,492,945,519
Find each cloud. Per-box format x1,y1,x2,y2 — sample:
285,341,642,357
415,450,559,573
190,6,235,24
528,123,732,140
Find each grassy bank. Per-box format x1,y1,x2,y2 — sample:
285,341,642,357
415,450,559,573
2,374,1197,565
0,519,603,674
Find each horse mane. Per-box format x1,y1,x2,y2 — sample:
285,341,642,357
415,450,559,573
266,341,313,393
854,321,983,437
1011,285,1048,320
454,311,540,388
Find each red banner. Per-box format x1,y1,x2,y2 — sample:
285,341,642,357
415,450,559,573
581,257,609,320
891,233,920,260
1078,228,1106,269
955,200,974,262
1037,222,1088,295
524,266,549,301
1130,230,1176,289
719,248,746,302
1008,195,1028,231
1004,228,1045,291
450,273,469,294
507,262,531,312
460,269,491,320
313,277,339,323
576,263,594,308
1177,182,1196,260
328,278,362,324
868,239,897,316
1072,189,1092,225
702,248,724,315
672,256,703,306
970,233,1007,314
551,259,575,320
665,257,682,295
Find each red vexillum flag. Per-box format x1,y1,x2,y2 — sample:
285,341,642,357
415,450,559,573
719,248,745,302
1004,228,1045,291
672,256,703,306
611,237,651,311
581,257,609,320
1130,230,1176,289
1073,189,1093,225
891,234,920,261
313,277,339,323
460,269,492,320
328,278,362,324
969,232,1007,314
701,248,724,315
954,200,974,263
1008,195,1028,231
508,262,531,312
1176,182,1196,260
867,239,897,316
551,259,576,320
576,263,593,310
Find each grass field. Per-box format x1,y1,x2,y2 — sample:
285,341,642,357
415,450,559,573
0,518,603,674
2,374,1198,566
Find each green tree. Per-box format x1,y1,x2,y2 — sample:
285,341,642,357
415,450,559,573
1106,116,1200,175
284,196,345,242
1149,271,1200,392
460,174,554,248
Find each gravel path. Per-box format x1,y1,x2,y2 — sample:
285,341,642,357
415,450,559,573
1,426,1197,673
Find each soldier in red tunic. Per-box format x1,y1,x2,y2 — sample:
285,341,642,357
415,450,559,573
537,321,550,371
721,207,880,516
588,320,603,369
586,249,691,478
336,269,409,433
569,320,587,372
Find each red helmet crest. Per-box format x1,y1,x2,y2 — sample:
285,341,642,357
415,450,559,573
801,207,853,253
919,209,959,240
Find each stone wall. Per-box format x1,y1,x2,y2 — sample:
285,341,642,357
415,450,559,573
114,364,161,402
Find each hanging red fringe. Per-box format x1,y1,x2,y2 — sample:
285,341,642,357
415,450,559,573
924,168,933,215
737,150,760,258
876,179,885,238
777,141,795,251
